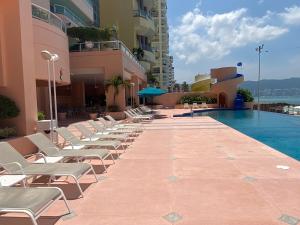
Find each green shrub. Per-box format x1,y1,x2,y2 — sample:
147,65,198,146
67,27,113,42
0,127,17,139
180,95,217,104
0,95,20,119
37,111,45,121
237,88,254,102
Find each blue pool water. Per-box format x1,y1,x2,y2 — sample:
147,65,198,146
195,110,300,160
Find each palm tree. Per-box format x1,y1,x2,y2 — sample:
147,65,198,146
105,75,130,105
181,81,189,92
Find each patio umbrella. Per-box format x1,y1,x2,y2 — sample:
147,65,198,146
138,87,167,105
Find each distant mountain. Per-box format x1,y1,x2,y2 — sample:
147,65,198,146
239,77,300,96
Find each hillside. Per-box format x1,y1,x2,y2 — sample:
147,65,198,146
239,77,300,96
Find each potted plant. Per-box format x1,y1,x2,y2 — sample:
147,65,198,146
0,95,19,139
87,106,98,120
133,48,144,60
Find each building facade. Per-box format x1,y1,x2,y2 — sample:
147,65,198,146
0,0,146,135
99,0,156,72
151,0,170,90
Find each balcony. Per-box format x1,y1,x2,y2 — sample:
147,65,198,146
32,3,66,33
70,0,94,22
70,41,145,74
52,4,86,27
133,10,155,36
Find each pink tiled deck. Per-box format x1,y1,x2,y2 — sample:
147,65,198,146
1,110,300,225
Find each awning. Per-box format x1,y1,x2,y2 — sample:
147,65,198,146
138,87,167,97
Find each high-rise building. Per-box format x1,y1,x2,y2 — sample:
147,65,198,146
168,56,175,91
151,0,170,89
99,0,156,72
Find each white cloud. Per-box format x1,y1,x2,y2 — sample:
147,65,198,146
258,0,264,5
170,6,288,64
279,6,300,25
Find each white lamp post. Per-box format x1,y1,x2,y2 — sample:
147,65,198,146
41,50,54,141
130,83,135,108
51,53,60,131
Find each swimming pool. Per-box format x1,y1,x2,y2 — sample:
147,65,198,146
194,110,300,160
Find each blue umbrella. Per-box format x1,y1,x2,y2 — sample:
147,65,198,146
138,87,167,97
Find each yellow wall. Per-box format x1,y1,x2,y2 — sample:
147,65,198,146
100,0,135,50
191,79,212,92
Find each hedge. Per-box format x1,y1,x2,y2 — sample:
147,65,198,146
180,95,217,104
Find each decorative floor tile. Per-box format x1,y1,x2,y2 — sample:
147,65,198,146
61,211,77,221
171,156,177,160
98,176,108,181
163,212,183,223
279,214,300,225
226,157,236,160
167,176,178,182
243,176,257,182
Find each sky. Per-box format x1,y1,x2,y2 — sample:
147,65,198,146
168,0,300,83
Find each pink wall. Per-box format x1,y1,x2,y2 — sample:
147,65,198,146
32,18,70,84
0,0,37,135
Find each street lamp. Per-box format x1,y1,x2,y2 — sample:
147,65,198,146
41,50,59,141
51,53,60,133
130,83,135,108
255,44,264,112
41,50,54,141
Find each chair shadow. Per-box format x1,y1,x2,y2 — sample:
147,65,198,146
0,216,61,225
29,177,94,199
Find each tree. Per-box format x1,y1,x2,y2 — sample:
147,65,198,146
0,95,20,120
181,81,189,92
146,71,159,87
237,88,254,102
67,27,113,42
105,76,130,105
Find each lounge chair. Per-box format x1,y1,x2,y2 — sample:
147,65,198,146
96,118,137,134
27,133,114,173
126,110,153,120
105,115,143,131
0,142,97,197
183,103,189,109
0,175,26,187
74,123,129,142
55,127,123,155
0,187,71,225
192,103,198,109
129,109,153,119
201,102,208,108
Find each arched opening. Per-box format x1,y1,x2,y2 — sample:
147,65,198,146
219,92,227,108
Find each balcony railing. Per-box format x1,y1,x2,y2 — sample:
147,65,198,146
53,4,85,26
133,10,153,20
70,41,145,73
31,3,66,33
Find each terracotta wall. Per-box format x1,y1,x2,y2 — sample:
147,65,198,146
153,92,218,107
0,0,38,135
32,18,70,84
211,67,237,82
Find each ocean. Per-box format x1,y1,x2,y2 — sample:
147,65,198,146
254,96,300,105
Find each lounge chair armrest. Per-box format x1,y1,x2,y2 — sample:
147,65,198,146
0,162,25,174
24,152,48,162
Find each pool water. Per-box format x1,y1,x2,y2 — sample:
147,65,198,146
194,110,300,160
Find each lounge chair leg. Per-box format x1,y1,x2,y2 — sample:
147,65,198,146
26,212,38,225
111,153,115,164
100,157,108,173
71,175,84,198
92,166,99,182
59,189,72,214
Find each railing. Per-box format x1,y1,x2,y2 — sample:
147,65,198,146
31,3,66,33
133,10,153,21
70,41,145,73
140,45,153,52
53,4,85,27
